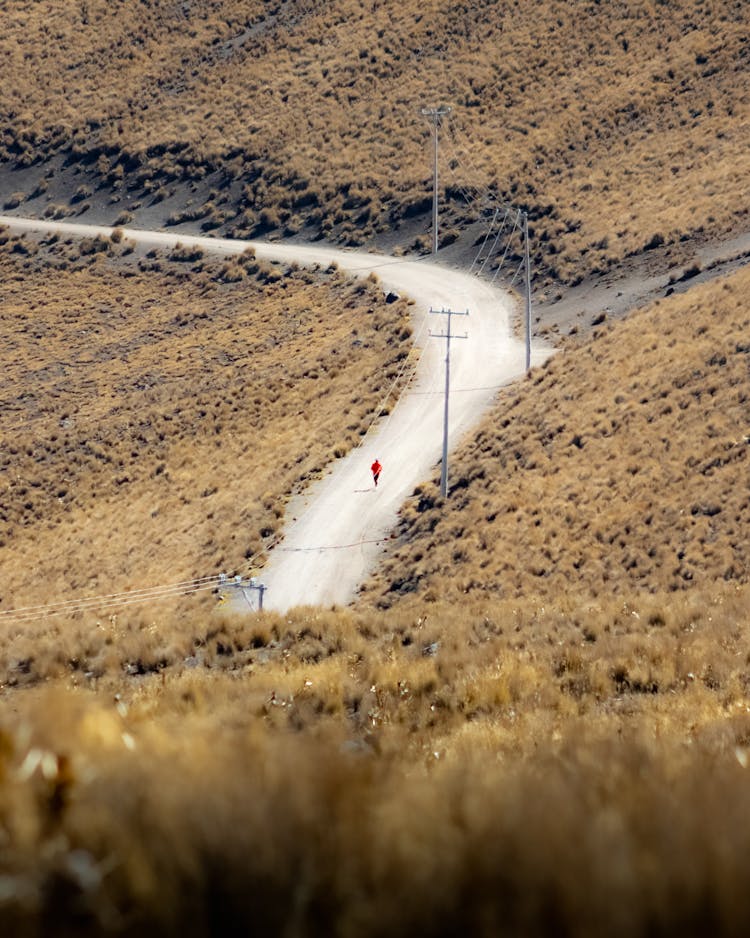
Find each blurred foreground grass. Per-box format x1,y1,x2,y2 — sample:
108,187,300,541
2,584,750,935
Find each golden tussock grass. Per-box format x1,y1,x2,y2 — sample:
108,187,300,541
3,1,750,931
0,230,413,610
3,583,750,934
1,1,749,283
365,264,750,606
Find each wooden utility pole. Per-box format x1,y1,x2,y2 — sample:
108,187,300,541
429,307,468,497
420,105,452,254
523,210,532,372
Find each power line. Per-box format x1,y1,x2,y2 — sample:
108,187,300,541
276,535,387,553
436,116,534,370
441,115,500,207
523,209,532,373
0,574,225,625
443,113,507,203
469,205,501,274
482,212,524,279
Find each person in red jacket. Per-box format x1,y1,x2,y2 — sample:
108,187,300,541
371,458,382,487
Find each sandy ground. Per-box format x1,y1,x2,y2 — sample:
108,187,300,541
534,229,750,340
0,214,548,612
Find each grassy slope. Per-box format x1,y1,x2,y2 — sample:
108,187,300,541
1,1,749,283
3,255,750,934
2,1,750,934
0,230,413,611
364,264,750,605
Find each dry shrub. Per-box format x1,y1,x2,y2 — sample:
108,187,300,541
0,237,413,616
364,265,750,607
3,191,25,209
0,1,748,281
2,622,750,937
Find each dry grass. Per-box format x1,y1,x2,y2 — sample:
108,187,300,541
364,264,750,606
1,1,749,283
0,229,413,610
3,583,750,935
3,2,750,933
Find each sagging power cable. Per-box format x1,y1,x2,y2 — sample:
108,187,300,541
0,574,225,625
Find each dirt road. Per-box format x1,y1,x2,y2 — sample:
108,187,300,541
0,214,548,611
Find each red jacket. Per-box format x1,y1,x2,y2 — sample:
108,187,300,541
371,460,382,475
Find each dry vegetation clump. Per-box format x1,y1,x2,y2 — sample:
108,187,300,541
5,3,750,929
3,582,750,934
364,265,750,607
3,236,750,930
0,231,413,610
1,1,749,283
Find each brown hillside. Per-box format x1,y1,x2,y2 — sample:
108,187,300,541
4,3,750,933
4,565,750,934
364,264,750,606
1,1,749,285
3,245,750,933
0,229,412,610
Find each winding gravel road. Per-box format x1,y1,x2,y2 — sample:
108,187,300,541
0,214,548,612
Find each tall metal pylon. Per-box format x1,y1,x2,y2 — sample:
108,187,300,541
420,105,452,254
